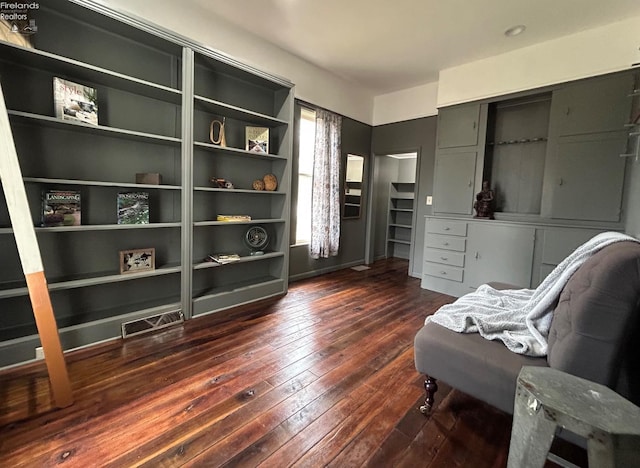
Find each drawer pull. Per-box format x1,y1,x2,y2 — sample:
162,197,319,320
444,227,450,231
441,257,448,261
440,271,447,275
443,242,449,246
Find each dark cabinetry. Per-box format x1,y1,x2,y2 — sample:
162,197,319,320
437,103,480,148
433,150,477,214
433,71,634,224
547,73,633,222
551,73,633,136
190,51,292,317
423,71,635,296
0,0,293,367
0,1,184,361
433,103,483,215
550,132,626,221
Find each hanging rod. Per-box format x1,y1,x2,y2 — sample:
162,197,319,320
487,137,547,146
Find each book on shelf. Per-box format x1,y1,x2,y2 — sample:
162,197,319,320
117,192,149,224
217,214,251,222
205,253,241,264
42,189,81,227
245,126,269,153
53,77,98,126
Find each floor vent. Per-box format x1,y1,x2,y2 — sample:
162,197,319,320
121,310,184,339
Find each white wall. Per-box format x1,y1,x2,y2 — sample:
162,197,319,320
100,0,375,124
437,15,640,108
373,82,438,126
371,15,640,122
397,157,417,183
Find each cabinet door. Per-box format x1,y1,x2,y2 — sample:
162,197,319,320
550,132,627,222
536,227,606,286
437,103,481,148
433,151,476,214
551,73,633,136
465,223,535,290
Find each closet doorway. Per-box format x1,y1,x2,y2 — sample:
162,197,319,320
367,152,418,271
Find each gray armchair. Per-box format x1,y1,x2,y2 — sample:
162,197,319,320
414,241,640,415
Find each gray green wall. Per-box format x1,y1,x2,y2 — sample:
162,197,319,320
289,113,373,281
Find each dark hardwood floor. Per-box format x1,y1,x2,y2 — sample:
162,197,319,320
0,258,585,467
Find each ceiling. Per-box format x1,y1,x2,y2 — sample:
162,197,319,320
193,0,640,95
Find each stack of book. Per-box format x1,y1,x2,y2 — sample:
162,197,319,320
205,254,241,264
217,214,251,222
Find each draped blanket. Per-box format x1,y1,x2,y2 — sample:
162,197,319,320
425,231,638,356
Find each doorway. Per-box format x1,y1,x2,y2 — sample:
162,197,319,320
366,152,418,271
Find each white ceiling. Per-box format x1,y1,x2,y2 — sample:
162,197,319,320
193,0,640,95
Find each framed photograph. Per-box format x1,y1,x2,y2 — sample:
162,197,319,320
119,248,155,274
245,126,269,153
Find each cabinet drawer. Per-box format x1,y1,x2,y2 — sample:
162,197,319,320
423,262,464,282
427,219,467,236
424,248,465,267
425,233,466,252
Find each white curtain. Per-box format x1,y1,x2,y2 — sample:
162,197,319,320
310,109,342,259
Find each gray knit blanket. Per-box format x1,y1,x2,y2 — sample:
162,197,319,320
425,231,638,356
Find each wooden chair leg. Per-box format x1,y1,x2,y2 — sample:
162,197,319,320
420,375,438,414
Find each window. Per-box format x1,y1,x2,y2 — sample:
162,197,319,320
296,107,316,244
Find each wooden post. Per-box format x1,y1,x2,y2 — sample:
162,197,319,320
0,83,73,407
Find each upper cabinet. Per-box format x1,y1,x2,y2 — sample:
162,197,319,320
437,103,481,148
433,103,485,215
551,73,634,136
546,72,633,223
433,70,635,225
549,132,626,221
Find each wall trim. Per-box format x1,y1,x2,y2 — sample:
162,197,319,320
289,260,365,283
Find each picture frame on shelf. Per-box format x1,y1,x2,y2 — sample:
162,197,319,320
119,248,155,274
245,126,269,153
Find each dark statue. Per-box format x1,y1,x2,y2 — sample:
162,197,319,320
474,180,495,219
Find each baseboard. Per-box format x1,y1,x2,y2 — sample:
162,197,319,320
289,259,365,282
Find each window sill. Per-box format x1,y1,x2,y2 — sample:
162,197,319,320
291,242,310,248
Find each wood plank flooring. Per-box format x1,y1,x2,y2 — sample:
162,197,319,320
0,258,585,467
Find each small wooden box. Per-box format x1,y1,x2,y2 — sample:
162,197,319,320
136,173,162,185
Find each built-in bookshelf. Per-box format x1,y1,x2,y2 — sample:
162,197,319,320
386,182,415,260
0,0,293,367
